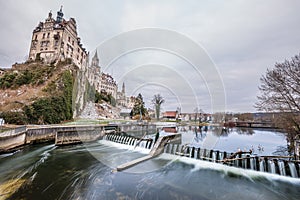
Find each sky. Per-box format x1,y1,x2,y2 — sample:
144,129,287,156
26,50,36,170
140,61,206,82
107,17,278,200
0,0,299,113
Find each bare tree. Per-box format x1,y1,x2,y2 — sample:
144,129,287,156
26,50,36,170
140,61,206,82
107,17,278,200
256,54,300,151
151,94,165,121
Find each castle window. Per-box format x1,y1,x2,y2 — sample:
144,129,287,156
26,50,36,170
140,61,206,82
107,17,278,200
47,32,50,38
34,35,38,40
32,40,37,48
72,40,74,46
42,33,45,39
41,41,49,47
68,37,70,42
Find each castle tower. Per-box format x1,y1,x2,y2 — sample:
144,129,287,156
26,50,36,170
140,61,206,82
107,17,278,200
56,6,64,23
91,50,99,67
122,82,125,94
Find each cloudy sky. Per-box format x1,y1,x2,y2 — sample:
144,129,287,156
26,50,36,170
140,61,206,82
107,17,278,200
0,0,299,113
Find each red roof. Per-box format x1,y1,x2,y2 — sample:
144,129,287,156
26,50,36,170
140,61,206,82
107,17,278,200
163,111,177,118
162,127,177,133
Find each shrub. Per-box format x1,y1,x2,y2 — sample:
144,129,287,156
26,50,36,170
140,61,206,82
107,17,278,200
0,111,28,125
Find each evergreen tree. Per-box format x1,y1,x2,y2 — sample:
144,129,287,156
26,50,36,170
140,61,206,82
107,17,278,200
130,93,147,118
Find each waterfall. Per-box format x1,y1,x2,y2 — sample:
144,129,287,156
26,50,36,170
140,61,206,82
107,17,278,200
241,155,245,168
269,160,276,174
172,144,178,155
125,137,130,145
212,152,216,162
121,136,126,144
117,135,121,143
259,160,265,172
129,138,134,145
170,144,174,154
219,152,224,161
278,161,286,176
288,162,298,178
250,158,255,170
133,139,137,146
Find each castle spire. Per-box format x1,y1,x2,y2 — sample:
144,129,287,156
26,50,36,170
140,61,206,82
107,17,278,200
48,10,52,19
91,50,99,67
56,5,64,23
122,82,125,94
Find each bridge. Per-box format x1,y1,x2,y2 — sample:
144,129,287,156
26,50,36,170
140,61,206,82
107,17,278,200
234,121,277,128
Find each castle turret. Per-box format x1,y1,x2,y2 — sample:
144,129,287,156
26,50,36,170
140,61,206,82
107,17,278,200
91,50,100,67
122,82,125,94
56,6,64,23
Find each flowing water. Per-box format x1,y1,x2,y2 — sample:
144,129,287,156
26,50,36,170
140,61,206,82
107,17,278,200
1,128,300,200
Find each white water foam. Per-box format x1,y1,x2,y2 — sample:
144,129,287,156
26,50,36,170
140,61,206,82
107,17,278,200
97,140,151,155
158,153,300,184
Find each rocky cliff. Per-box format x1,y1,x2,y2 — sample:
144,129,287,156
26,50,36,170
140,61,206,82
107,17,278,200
0,60,76,124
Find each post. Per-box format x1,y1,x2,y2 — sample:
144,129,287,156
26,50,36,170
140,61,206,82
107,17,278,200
196,148,201,159
246,155,250,169
191,147,195,158
154,128,160,144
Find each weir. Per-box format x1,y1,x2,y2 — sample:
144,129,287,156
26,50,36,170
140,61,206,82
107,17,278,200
2,125,300,179
104,134,181,171
0,124,118,153
103,133,300,179
165,143,300,179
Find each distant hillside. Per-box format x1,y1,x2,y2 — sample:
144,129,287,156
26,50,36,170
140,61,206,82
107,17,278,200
0,60,77,124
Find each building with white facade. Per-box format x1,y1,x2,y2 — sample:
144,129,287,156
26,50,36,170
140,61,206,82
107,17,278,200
28,7,88,68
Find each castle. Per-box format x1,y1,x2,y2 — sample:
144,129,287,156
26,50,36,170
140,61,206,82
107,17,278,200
90,50,135,108
28,7,88,68
28,7,134,108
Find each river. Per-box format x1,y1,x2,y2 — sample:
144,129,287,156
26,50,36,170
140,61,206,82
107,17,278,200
0,127,300,200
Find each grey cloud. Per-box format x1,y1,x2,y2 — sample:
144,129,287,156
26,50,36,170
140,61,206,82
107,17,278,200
0,0,299,112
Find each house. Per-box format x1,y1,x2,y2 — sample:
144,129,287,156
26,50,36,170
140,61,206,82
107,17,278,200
163,111,178,121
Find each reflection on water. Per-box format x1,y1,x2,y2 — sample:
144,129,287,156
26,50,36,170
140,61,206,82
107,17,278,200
179,127,288,156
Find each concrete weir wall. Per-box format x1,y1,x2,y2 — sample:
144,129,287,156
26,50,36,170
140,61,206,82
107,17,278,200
0,124,117,153
0,132,26,153
55,128,105,145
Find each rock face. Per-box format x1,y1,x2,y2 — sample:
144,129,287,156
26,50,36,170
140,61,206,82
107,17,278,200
78,101,100,119
79,101,120,120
